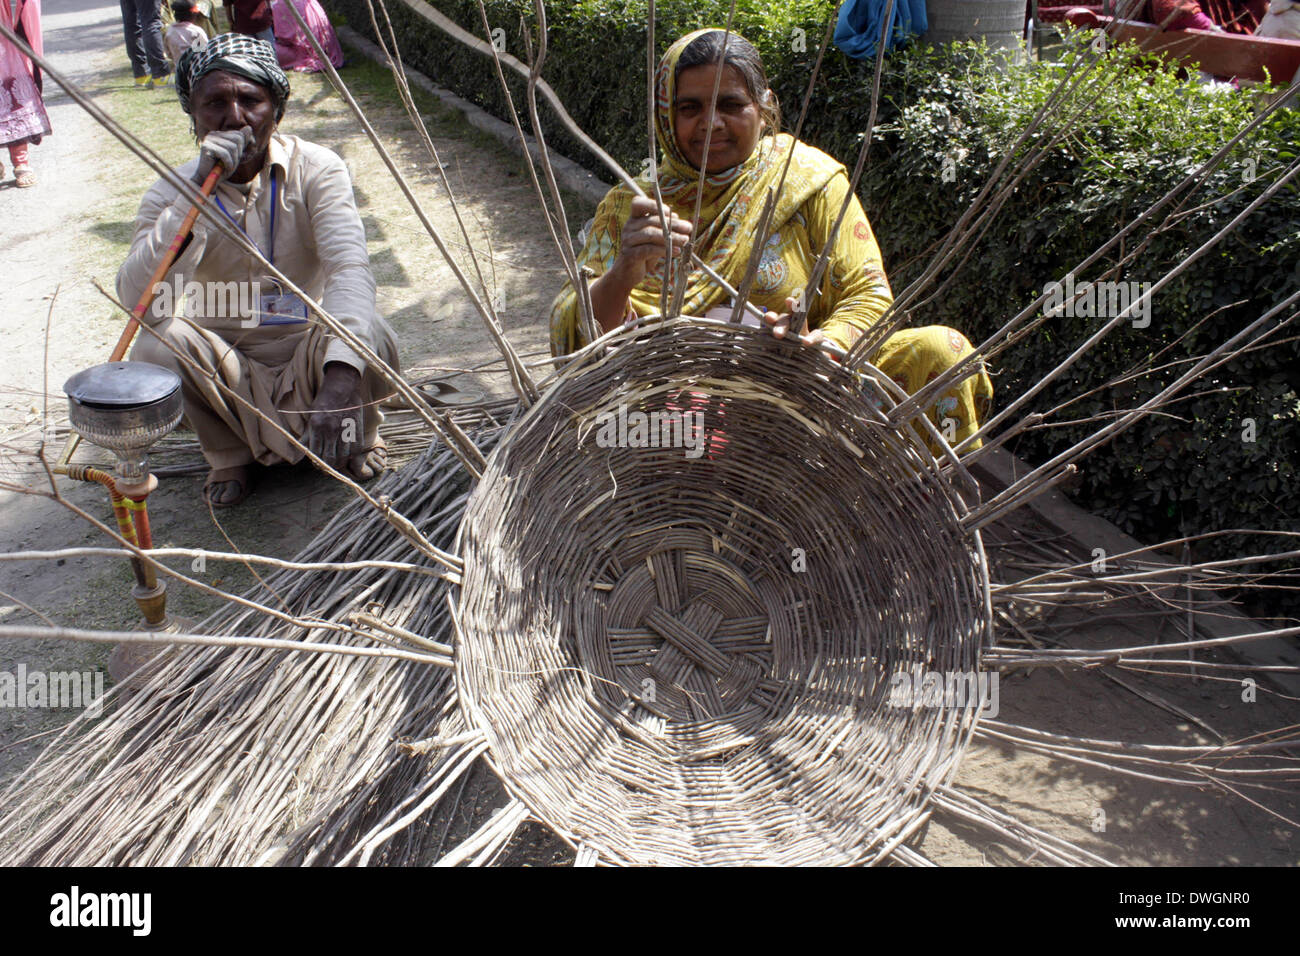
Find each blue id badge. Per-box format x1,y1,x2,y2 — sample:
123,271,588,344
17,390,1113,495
257,292,310,326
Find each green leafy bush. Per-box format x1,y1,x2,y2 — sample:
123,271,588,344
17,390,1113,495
325,0,1299,613
858,37,1299,617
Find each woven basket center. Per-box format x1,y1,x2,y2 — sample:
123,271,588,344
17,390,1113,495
603,545,777,726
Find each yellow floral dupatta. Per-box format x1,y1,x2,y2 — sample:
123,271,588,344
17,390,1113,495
549,29,846,356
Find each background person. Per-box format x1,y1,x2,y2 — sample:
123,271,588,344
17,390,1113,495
1146,0,1267,32
548,29,992,452
117,34,398,506
0,0,48,187
224,0,273,47
120,0,172,87
164,2,208,66
269,0,343,73
1256,0,1300,37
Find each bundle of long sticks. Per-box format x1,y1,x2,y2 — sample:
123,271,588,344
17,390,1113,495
0,421,502,865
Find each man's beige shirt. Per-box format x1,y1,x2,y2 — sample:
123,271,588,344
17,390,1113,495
117,132,396,375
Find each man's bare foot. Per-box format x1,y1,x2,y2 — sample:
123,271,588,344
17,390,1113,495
347,439,387,481
204,464,252,507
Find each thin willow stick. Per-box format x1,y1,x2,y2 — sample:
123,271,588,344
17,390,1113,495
365,0,538,404
881,70,1300,434
280,0,538,409
977,285,1300,514
793,0,896,336
687,8,736,230
522,0,587,328
3,474,393,636
738,15,836,321
399,0,777,327
0,546,449,576
470,0,595,349
0,624,453,665
646,0,672,318
93,282,466,574
0,40,489,480
984,621,1300,665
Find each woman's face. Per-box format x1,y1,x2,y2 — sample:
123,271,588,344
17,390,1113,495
673,63,766,173
192,70,278,183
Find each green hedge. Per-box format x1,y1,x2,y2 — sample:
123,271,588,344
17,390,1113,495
326,0,1299,612
862,39,1299,618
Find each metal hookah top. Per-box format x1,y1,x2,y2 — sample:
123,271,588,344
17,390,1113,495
63,361,183,483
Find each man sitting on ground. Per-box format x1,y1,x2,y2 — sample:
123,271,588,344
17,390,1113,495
118,33,398,506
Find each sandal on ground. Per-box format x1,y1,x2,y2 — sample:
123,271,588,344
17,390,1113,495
347,439,388,482
13,166,35,188
204,464,252,507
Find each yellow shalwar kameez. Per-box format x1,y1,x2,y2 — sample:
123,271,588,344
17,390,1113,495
549,30,992,452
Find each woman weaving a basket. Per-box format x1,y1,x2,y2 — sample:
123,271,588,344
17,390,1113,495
548,28,992,452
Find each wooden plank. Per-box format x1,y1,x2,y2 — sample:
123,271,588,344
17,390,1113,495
1065,9,1300,81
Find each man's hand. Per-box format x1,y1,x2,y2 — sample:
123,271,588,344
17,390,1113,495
305,363,364,469
194,126,254,184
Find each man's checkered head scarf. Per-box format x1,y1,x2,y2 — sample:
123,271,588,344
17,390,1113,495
177,33,291,121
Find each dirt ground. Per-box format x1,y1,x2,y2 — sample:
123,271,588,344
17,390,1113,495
0,0,1293,866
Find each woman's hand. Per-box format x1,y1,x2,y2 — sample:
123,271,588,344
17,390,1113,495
762,296,828,350
611,196,693,286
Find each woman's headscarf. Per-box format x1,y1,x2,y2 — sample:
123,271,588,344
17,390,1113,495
550,29,845,354
176,33,291,120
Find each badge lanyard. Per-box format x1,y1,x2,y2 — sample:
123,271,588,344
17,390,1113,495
213,173,278,265
212,174,306,326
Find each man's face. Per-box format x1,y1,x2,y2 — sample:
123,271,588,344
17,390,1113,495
192,70,278,183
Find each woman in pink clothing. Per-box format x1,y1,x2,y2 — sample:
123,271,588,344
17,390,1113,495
1146,0,1267,32
0,0,50,188
270,0,342,73
164,2,209,66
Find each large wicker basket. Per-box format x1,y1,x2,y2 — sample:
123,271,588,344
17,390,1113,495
454,319,994,865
